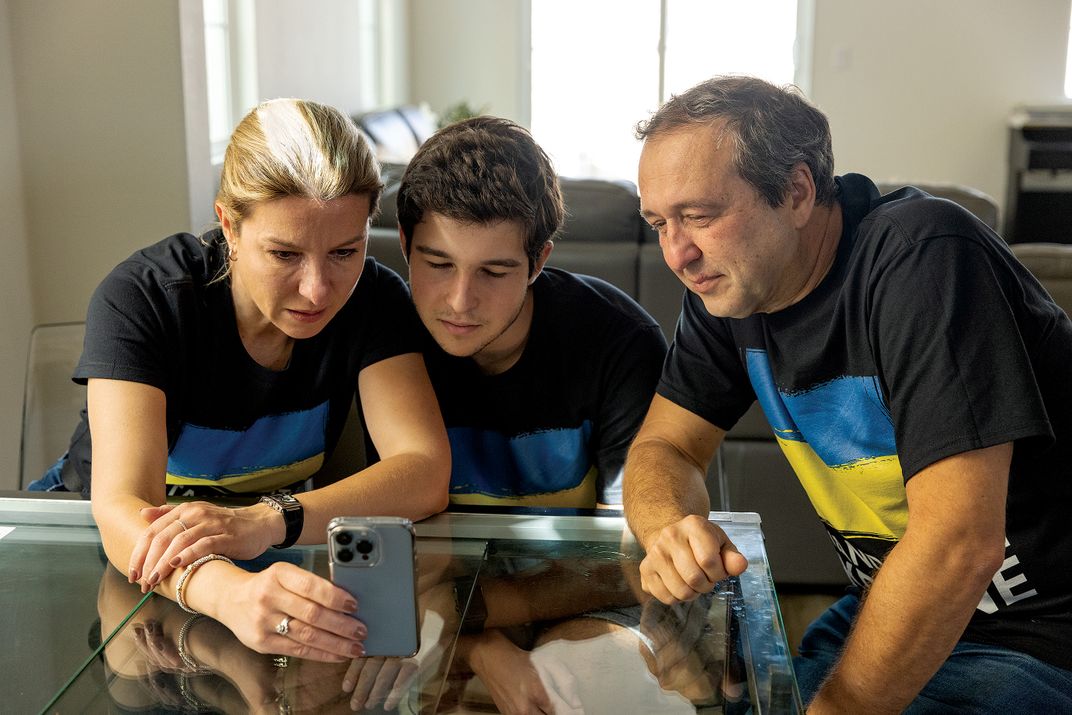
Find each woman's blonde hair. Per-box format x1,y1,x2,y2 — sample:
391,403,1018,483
216,98,382,230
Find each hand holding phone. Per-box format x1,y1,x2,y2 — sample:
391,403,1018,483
328,517,420,657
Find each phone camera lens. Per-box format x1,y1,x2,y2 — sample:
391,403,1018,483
356,539,374,555
335,531,353,546
336,548,353,563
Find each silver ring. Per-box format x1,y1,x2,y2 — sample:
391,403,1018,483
276,616,291,636
176,519,189,532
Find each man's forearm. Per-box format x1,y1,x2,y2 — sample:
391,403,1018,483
623,437,711,548
809,531,1000,713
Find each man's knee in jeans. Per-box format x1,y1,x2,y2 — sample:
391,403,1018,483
907,641,1072,714
793,595,1072,712
793,593,859,704
26,455,69,492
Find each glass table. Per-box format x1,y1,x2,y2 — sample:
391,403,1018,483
0,496,802,714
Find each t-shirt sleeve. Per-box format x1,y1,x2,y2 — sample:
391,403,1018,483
869,232,1053,480
353,259,424,372
594,324,668,504
657,291,755,431
73,260,176,391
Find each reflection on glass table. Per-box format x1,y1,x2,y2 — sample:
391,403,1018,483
0,495,149,715
54,536,486,714
2,498,801,714
420,511,800,714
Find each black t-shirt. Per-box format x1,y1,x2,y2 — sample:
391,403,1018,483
65,230,421,497
424,267,667,507
659,173,1072,669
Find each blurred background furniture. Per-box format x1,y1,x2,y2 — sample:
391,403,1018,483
1010,242,1072,315
876,181,1000,232
353,104,437,166
1005,107,1072,244
19,322,86,489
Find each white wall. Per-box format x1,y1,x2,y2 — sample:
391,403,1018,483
408,0,528,121
810,0,1071,221
4,0,190,490
255,0,393,115
406,0,1072,218
0,0,35,490
9,0,192,326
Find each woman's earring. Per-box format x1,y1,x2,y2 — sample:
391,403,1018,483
228,243,237,262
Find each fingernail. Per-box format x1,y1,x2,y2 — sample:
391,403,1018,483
169,556,181,568
342,678,354,692
355,624,368,639
350,643,365,657
128,569,139,583
344,599,358,613
148,572,160,586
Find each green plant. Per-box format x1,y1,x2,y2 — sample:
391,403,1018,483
438,100,490,129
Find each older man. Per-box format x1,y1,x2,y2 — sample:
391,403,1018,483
624,76,1072,712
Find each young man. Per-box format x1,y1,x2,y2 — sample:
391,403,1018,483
624,76,1072,712
396,116,667,509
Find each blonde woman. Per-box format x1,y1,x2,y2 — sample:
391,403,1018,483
44,99,450,661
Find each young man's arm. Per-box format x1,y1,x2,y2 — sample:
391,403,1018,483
808,442,1010,714
623,394,747,603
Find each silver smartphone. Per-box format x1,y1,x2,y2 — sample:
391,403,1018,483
327,516,420,658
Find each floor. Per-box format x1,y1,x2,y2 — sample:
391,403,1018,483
777,589,843,656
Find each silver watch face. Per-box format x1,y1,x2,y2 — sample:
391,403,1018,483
263,494,300,511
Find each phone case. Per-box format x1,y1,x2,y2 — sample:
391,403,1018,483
327,516,420,657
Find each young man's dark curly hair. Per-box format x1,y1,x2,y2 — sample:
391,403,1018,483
396,116,565,275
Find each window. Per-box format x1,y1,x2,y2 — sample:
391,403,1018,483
202,0,397,165
203,0,233,164
1065,3,1072,98
203,0,257,165
530,0,803,181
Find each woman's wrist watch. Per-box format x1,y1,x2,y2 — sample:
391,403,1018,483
258,493,304,549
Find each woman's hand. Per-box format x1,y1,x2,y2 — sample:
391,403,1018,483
117,598,358,714
128,501,280,590
343,656,419,711
213,561,367,663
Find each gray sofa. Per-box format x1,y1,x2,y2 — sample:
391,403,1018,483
356,174,1062,589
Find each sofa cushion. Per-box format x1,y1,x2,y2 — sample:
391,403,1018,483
877,181,999,232
1010,242,1072,315
557,177,653,245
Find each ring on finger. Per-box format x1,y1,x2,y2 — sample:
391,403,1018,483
176,519,189,532
276,616,291,636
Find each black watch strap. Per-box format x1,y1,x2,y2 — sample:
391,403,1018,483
259,494,304,549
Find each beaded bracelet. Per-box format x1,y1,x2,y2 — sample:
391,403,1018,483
177,614,209,674
175,553,235,614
